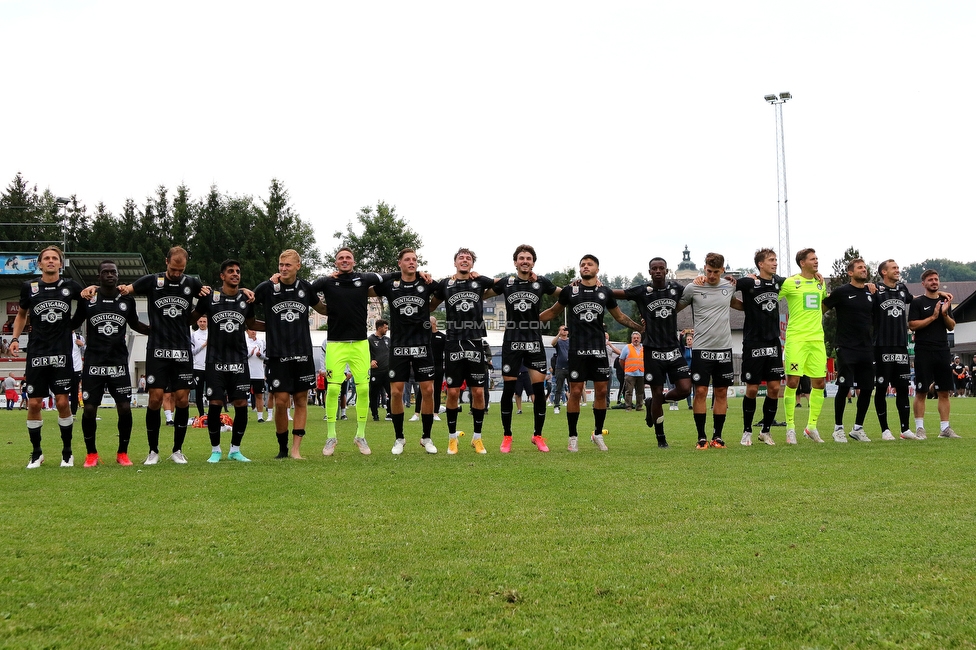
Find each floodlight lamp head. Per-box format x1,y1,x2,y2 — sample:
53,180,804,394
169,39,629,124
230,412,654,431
764,94,778,103
779,92,792,100
55,196,71,205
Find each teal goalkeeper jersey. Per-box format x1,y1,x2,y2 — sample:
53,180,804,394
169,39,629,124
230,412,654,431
778,274,826,343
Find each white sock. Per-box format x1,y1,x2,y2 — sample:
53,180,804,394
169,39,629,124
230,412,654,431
915,418,924,429
212,446,221,453
941,421,950,432
230,445,240,453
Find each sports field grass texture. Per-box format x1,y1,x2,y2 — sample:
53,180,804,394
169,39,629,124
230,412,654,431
2,397,975,648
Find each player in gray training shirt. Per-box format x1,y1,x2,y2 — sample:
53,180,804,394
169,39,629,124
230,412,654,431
678,252,738,449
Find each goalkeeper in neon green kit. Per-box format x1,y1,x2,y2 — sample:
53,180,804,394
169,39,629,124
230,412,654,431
778,248,828,444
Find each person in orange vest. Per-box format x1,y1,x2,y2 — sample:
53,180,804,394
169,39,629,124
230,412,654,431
618,331,645,411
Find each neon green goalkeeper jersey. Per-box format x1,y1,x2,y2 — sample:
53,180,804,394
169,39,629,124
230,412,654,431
778,274,826,342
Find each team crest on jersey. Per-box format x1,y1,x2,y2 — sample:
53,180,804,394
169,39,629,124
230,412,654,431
533,282,540,290
866,295,872,302
183,287,191,295
572,286,579,295
417,286,424,293
597,291,605,300
157,277,165,288
89,294,97,304
354,280,362,287
722,289,729,296
393,280,400,288
507,277,515,286
298,290,305,298
240,300,247,309
670,288,677,296
774,283,780,290
61,288,70,297
817,283,823,290
795,280,802,287
30,282,39,295
448,279,456,286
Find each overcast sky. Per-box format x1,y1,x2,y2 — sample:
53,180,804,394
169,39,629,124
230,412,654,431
3,1,974,280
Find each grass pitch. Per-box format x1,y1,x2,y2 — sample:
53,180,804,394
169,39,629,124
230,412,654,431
1,396,975,648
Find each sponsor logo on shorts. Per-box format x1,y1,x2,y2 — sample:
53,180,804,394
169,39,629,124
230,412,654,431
881,353,908,363
650,349,681,361
215,363,245,373
698,350,732,362
750,347,778,358
153,349,190,361
393,346,428,356
87,365,126,377
31,355,67,368
508,341,541,352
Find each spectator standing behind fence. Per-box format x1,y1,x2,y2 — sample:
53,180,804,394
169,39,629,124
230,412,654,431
550,325,570,414
619,331,645,411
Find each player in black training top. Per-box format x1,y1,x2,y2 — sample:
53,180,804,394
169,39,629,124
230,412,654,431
612,257,691,449
733,248,786,446
371,247,439,454
253,249,327,459
310,247,384,457
10,245,84,469
70,260,150,467
823,258,876,442
907,268,958,439
492,244,560,454
431,247,498,455
542,254,642,452
121,246,204,465
192,259,261,464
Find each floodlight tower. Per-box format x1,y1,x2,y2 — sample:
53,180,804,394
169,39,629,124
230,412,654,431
764,92,792,270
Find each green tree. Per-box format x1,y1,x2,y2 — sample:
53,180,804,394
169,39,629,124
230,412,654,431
902,258,976,283
171,184,194,247
63,194,90,252
190,185,228,284
0,172,44,250
332,201,423,273
252,179,321,281
88,202,117,252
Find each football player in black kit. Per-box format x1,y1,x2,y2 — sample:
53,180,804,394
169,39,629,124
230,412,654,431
254,249,327,459
908,269,959,439
371,247,439,454
612,257,691,449
70,260,150,467
192,260,262,463
823,258,876,442
10,246,84,469
873,260,917,440
541,254,642,452
119,246,206,465
432,248,498,455
493,244,560,453
733,249,786,446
